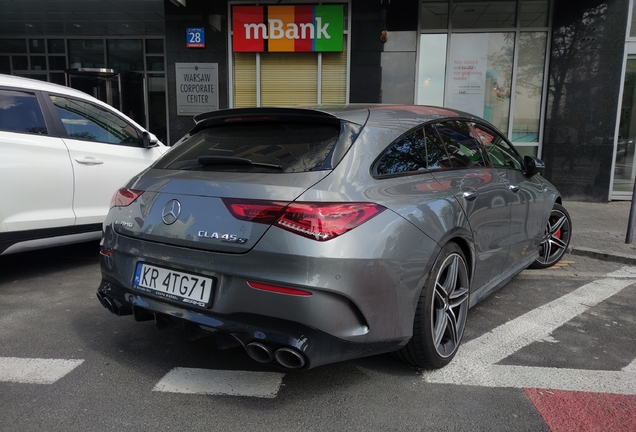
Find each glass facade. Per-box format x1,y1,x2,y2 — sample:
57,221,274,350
613,2,636,198
0,37,167,143
615,59,636,194
513,31,547,142
451,0,517,29
418,34,447,106
417,0,550,155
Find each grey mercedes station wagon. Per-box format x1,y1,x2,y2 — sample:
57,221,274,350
97,105,571,370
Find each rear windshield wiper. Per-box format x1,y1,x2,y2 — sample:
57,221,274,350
197,156,283,171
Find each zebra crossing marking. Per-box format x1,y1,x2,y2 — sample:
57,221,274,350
0,357,84,384
153,367,285,398
422,271,636,395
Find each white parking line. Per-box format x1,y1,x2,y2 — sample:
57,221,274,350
153,368,285,398
423,274,636,395
0,357,84,384
624,358,636,373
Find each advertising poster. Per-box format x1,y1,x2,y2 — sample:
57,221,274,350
445,33,489,117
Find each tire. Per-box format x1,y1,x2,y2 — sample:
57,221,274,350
529,203,572,269
396,242,470,369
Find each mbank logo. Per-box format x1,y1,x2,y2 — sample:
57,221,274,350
232,5,343,53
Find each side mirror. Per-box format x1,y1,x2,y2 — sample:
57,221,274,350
141,131,159,148
141,131,151,148
524,155,545,177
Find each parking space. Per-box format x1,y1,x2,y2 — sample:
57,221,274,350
0,245,634,431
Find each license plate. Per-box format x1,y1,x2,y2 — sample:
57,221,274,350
133,262,214,308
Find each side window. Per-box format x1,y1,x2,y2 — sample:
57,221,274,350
374,128,427,176
49,95,140,146
0,89,47,135
433,120,488,168
424,124,453,170
472,122,523,170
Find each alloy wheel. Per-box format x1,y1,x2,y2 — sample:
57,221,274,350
536,207,571,267
431,252,469,358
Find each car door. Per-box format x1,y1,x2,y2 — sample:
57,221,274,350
427,120,512,293
46,93,165,226
0,87,75,233
471,122,545,269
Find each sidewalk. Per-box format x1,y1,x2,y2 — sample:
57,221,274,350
563,200,636,265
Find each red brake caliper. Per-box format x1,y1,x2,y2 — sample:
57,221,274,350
551,216,561,252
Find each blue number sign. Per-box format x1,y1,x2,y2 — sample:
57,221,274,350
186,28,205,48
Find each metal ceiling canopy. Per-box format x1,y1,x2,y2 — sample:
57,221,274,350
0,0,165,37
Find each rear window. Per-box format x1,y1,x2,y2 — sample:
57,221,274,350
0,89,47,135
155,121,343,173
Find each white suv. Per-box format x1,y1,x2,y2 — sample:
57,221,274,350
0,74,168,255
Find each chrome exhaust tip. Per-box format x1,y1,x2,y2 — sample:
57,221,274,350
96,292,116,314
245,342,274,364
275,347,306,369
132,306,154,322
96,292,110,310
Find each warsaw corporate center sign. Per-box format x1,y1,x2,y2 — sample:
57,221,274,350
175,63,218,116
232,5,343,52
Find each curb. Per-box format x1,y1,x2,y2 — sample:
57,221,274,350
569,246,636,266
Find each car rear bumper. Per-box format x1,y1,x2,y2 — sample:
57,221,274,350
97,277,409,369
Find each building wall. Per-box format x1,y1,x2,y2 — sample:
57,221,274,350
165,0,229,143
542,0,629,201
349,1,383,103
349,0,418,103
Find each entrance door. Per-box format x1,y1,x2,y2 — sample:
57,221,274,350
66,69,146,127
613,58,636,198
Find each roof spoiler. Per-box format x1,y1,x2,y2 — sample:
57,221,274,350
193,107,341,125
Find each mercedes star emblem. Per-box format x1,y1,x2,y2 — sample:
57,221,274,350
161,200,181,225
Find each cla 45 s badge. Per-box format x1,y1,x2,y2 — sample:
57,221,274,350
198,231,248,244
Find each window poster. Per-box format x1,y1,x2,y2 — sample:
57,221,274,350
446,32,514,133
445,33,489,118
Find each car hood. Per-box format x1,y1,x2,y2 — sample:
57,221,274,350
109,168,329,253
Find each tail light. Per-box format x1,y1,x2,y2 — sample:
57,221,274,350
223,199,385,241
222,199,286,224
110,188,144,208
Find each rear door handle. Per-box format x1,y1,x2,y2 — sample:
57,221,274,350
75,157,104,165
509,185,520,193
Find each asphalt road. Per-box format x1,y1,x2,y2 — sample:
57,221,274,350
0,242,634,431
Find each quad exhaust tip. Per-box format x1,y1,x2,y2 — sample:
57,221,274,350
245,343,306,369
275,347,306,369
96,292,132,316
245,342,274,364
96,293,308,369
96,292,116,314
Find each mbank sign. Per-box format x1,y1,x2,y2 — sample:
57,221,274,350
232,5,343,52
